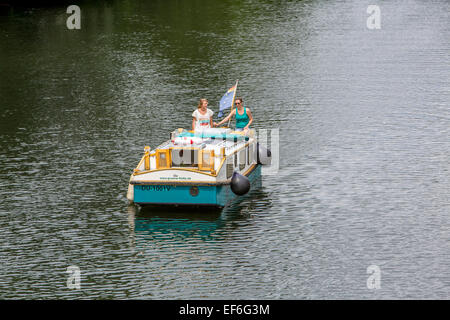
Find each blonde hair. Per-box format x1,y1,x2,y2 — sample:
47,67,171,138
197,98,208,109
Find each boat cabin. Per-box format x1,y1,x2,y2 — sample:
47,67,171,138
132,128,257,182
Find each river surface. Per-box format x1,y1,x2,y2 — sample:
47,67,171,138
0,0,449,299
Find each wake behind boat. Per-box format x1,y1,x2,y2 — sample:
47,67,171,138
127,127,271,208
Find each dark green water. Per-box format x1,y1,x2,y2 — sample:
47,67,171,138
0,0,449,299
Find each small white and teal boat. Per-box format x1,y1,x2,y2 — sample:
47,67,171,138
127,127,270,208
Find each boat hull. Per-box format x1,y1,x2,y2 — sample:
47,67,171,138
133,165,261,207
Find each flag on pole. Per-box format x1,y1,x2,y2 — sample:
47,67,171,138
218,81,238,118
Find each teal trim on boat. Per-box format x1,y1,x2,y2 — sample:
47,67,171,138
134,165,261,207
177,131,248,141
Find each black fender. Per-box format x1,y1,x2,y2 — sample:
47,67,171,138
230,171,250,196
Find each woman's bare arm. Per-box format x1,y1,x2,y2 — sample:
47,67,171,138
245,108,253,129
216,109,235,127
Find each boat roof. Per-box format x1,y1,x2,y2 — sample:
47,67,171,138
155,128,253,152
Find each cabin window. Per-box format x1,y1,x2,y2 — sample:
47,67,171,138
248,144,253,165
226,157,233,179
156,149,171,169
247,145,250,165
239,149,246,171
199,150,214,171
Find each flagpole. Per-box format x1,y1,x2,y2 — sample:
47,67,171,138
227,79,239,128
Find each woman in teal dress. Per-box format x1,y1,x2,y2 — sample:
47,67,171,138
214,97,253,132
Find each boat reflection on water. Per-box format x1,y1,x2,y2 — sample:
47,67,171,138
124,180,271,297
126,177,270,248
